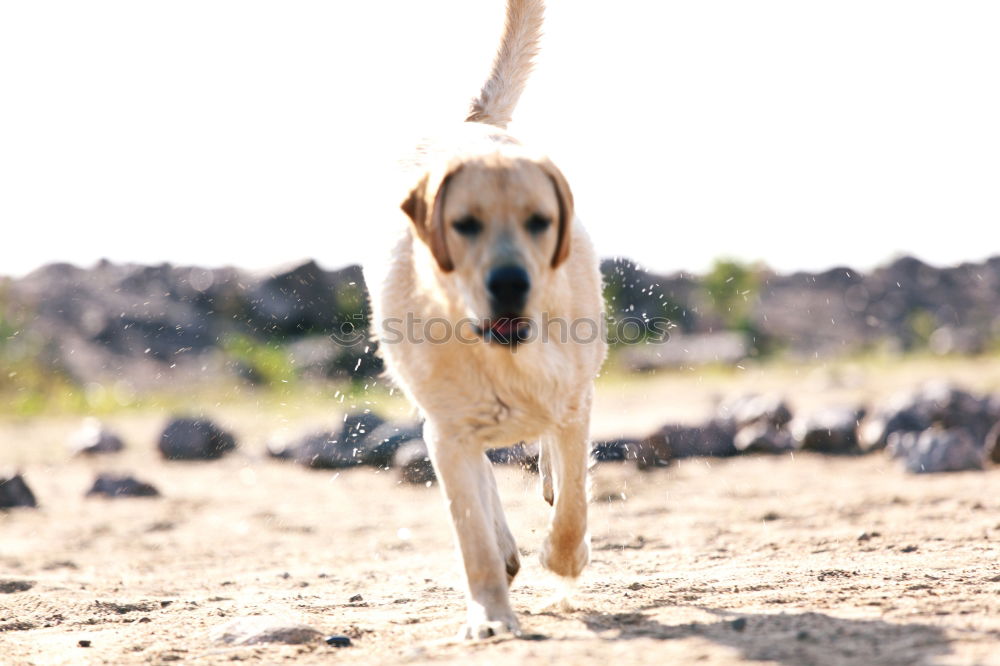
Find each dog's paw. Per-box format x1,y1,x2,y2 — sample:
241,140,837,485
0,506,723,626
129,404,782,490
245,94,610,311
541,475,554,506
504,547,521,585
459,611,520,640
539,456,554,505
540,532,589,579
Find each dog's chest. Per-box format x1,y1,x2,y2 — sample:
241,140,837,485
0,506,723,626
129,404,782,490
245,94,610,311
453,347,572,444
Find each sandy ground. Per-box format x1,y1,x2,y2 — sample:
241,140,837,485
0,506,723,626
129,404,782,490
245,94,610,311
2,361,1000,665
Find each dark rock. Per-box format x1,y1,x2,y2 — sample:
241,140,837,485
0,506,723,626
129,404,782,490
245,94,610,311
487,442,539,471
887,428,985,473
394,439,435,484
733,423,794,454
324,635,352,648
86,474,160,498
862,383,998,452
340,410,387,454
158,418,236,460
0,579,35,593
271,411,388,469
77,640,91,648
348,594,363,602
0,474,37,509
643,420,736,462
622,437,670,469
791,407,862,454
590,438,642,463
912,383,994,442
717,394,793,429
68,419,125,455
280,430,357,469
858,400,927,452
360,422,423,468
730,617,747,631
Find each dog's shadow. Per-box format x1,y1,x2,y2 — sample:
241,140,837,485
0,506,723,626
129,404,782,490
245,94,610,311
573,606,951,666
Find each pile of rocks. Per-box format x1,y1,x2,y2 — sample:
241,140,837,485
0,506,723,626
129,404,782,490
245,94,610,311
595,394,863,469
5,254,1000,398
3,260,379,392
266,412,537,485
5,381,995,513
865,383,1000,473
595,382,998,475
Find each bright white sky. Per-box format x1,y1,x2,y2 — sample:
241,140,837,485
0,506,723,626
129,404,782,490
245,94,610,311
1,1,998,278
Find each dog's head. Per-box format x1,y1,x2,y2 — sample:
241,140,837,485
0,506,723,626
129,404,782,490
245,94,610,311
401,150,573,347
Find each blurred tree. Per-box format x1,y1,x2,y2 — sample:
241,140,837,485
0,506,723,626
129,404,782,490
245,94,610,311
703,258,775,357
704,258,759,330
905,308,938,351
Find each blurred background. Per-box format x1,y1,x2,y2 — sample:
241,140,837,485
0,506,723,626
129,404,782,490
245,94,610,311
1,0,998,419
2,3,999,662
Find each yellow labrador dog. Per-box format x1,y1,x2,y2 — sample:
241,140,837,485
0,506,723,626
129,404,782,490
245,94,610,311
367,0,606,639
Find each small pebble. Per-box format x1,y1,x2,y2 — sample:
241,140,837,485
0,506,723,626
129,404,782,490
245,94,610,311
78,640,91,648
349,594,363,602
796,630,811,641
210,616,321,645
325,634,352,648
901,545,919,553
730,617,747,632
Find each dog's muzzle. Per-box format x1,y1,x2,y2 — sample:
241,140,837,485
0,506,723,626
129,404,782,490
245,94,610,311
474,316,532,347
479,265,531,347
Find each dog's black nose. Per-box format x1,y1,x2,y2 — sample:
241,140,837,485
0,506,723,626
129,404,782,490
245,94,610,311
487,265,530,312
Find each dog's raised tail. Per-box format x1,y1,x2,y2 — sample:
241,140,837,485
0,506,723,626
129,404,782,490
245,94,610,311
466,0,545,129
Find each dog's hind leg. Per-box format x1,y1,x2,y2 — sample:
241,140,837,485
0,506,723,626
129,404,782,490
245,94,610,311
481,456,521,584
425,424,520,639
539,412,591,580
538,440,554,506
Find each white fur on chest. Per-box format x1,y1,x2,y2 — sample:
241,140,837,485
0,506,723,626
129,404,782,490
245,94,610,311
366,228,604,448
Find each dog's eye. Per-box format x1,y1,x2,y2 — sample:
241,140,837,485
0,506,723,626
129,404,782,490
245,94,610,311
452,215,483,237
525,214,551,234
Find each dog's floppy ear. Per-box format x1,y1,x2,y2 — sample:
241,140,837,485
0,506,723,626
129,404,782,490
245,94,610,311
540,159,574,268
401,169,458,273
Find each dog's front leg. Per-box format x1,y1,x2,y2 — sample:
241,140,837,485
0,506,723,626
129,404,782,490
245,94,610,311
426,426,520,638
539,416,590,580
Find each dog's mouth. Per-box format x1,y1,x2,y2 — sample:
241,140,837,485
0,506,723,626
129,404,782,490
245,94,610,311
474,315,531,348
